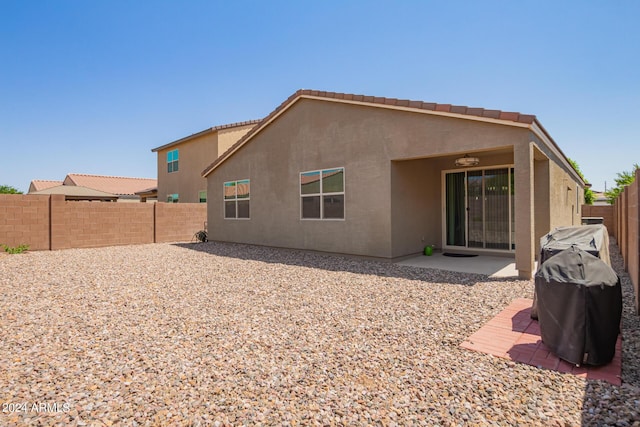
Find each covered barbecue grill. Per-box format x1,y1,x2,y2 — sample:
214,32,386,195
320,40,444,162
539,224,610,266
531,224,610,319
534,246,621,366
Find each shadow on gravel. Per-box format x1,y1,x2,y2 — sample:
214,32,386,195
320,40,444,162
173,241,525,287
580,239,640,426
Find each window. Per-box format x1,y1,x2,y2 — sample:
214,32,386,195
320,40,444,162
300,167,344,219
167,193,179,203
167,149,179,173
224,179,250,219
199,190,207,203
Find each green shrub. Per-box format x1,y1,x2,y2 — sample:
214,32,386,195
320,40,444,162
2,244,29,254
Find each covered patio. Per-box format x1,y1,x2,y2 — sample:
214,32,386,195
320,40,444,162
396,252,525,278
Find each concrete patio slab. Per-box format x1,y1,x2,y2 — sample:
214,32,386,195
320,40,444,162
396,252,531,278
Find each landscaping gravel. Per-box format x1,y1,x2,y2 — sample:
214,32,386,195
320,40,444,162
1,240,638,426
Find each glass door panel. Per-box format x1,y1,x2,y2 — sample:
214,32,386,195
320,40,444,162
446,172,466,246
445,167,514,251
510,168,515,250
467,171,483,248
484,168,510,250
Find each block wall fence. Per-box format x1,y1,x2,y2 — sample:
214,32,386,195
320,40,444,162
0,194,207,251
610,169,640,315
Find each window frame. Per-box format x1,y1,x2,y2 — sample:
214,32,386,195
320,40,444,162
223,179,250,220
299,167,345,221
167,149,179,173
167,193,179,203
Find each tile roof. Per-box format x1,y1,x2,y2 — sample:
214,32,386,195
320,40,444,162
63,174,157,196
30,185,118,201
151,119,262,152
29,180,63,192
202,90,539,178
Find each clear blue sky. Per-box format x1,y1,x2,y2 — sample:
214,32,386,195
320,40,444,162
1,1,638,193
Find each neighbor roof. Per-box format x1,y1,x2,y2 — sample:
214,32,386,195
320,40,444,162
30,185,118,201
63,174,157,196
151,119,261,153
29,180,63,192
202,89,578,181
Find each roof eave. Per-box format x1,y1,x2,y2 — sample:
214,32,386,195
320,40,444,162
202,91,537,178
530,119,586,186
151,119,262,153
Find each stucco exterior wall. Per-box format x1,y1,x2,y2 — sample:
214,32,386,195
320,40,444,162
207,98,557,262
207,100,393,257
156,133,218,203
390,152,516,258
217,125,254,157
156,125,255,203
548,160,583,229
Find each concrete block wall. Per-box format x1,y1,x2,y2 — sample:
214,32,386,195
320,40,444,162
626,175,639,315
611,170,640,315
0,195,207,251
581,204,614,234
0,194,50,250
155,203,207,243
50,195,155,250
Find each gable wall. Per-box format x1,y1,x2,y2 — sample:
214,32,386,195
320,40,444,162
207,99,547,259
207,99,394,257
156,133,218,203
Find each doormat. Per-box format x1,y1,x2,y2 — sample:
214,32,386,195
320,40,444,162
443,253,478,257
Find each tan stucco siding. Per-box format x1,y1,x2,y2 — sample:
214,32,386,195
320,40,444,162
548,160,583,229
217,125,255,157
390,152,516,258
205,97,583,271
207,100,393,257
528,132,583,230
156,133,218,203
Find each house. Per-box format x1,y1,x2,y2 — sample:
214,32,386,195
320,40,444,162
28,174,157,202
29,185,119,202
202,90,585,279
28,180,63,193
151,120,260,203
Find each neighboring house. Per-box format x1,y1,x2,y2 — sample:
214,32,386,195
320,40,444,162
151,120,260,203
62,173,157,202
29,174,157,202
28,180,63,193
202,89,585,279
30,185,118,201
592,191,609,206
134,186,158,203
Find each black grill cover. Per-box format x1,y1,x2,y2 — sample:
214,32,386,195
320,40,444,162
531,224,610,319
539,224,610,266
534,247,621,366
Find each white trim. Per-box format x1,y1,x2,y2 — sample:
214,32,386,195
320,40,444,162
441,165,515,253
299,167,345,221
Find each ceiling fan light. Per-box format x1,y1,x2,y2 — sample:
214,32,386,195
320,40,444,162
454,154,480,167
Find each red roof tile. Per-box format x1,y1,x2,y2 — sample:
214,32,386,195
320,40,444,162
63,174,157,196
29,180,63,192
151,120,261,152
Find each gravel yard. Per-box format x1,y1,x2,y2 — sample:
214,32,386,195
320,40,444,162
1,241,639,426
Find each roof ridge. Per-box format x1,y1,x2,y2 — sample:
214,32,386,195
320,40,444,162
151,119,262,152
66,173,156,181
201,89,537,177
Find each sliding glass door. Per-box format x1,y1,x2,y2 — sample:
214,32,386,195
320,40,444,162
445,167,514,251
